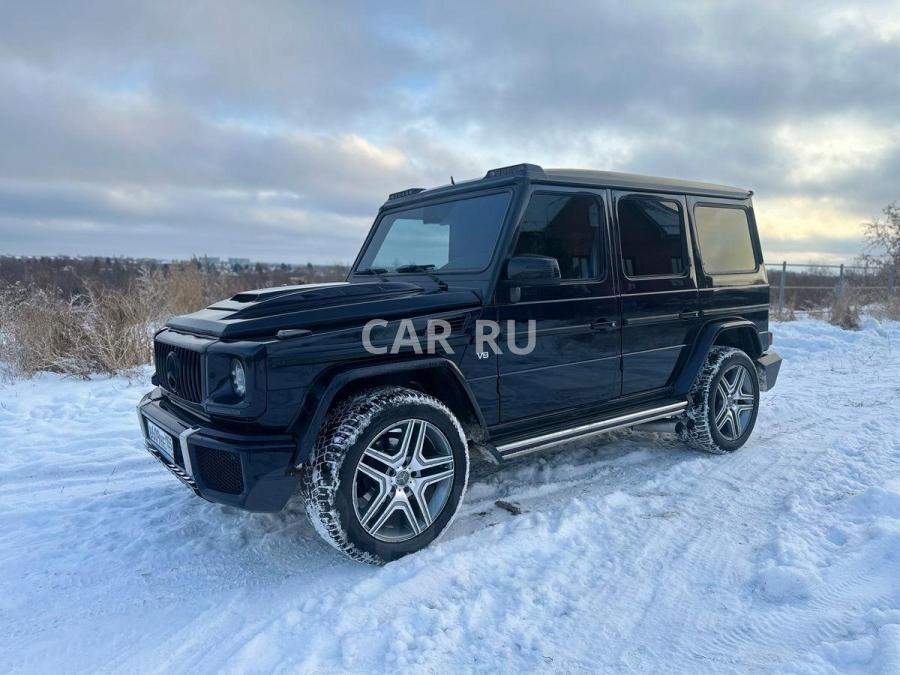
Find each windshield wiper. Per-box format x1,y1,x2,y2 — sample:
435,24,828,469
395,264,436,273
355,267,388,275
395,263,448,290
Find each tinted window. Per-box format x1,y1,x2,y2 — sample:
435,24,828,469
618,197,688,277
358,192,512,273
694,206,757,273
514,193,606,280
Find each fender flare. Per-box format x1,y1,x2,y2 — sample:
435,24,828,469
290,357,486,466
674,319,763,395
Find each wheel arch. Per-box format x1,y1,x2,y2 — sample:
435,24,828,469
290,358,486,466
674,319,763,396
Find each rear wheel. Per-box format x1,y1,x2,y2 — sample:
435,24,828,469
680,347,760,453
300,387,469,564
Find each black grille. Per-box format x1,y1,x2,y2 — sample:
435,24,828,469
195,446,244,494
154,341,204,403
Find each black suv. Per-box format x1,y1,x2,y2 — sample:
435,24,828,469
138,163,782,563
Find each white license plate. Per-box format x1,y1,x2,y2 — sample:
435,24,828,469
146,419,175,461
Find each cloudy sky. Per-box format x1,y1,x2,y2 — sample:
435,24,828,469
2,1,899,264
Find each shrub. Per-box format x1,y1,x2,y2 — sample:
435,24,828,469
828,293,861,330
1,267,210,377
0,286,93,375
869,296,900,321
0,283,159,377
0,260,348,378
773,298,797,322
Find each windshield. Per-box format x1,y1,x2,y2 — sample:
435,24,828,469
356,191,512,274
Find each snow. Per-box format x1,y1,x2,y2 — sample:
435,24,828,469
1,317,899,673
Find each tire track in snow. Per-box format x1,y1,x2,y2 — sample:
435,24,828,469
2,320,899,673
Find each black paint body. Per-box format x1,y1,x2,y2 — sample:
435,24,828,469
137,165,781,512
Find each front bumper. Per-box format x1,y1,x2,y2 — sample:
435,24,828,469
755,350,782,392
137,389,298,512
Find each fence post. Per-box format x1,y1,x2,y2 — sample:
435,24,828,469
778,261,786,317
836,263,845,298
889,263,896,296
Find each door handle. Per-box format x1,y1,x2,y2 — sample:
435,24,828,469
678,311,700,320
591,318,618,331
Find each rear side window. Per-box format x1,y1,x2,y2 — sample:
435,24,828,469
618,197,688,277
694,206,757,273
514,193,607,280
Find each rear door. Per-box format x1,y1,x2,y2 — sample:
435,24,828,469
613,191,700,395
497,188,620,422
688,197,770,333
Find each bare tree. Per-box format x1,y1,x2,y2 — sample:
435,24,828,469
864,202,900,267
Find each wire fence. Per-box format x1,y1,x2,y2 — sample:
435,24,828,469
768,260,897,317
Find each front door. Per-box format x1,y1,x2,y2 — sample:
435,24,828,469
497,189,621,422
612,191,700,395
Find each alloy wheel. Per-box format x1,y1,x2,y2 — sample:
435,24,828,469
713,364,756,441
352,419,456,542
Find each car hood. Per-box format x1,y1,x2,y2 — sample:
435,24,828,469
165,281,483,339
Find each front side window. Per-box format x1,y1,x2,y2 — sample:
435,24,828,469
513,193,606,280
694,205,757,273
618,197,688,277
357,192,512,273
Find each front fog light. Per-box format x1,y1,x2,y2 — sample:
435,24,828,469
231,359,247,398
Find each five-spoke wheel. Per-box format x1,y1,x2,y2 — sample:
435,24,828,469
301,387,469,564
681,346,760,453
353,419,456,542
712,364,756,441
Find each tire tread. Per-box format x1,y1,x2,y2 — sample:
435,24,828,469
300,386,468,564
680,346,755,454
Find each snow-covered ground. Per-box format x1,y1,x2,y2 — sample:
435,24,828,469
1,318,899,674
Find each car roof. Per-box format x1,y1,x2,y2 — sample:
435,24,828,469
542,168,751,199
383,163,752,207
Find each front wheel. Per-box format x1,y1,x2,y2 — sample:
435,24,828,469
300,387,469,564
680,347,760,453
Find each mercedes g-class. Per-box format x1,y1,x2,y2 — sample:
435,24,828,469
137,163,782,563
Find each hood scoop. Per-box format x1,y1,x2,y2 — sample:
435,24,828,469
209,281,423,320
165,280,482,339
231,286,311,303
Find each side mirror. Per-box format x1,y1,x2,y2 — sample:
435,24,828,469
505,255,561,283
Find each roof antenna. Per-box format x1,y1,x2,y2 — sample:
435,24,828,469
450,175,455,185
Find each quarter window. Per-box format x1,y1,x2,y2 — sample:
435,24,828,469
694,206,757,273
514,193,606,280
618,197,688,277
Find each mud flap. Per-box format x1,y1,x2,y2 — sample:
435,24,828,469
755,350,782,392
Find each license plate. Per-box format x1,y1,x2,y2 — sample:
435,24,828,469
146,419,175,461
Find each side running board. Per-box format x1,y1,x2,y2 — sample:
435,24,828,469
495,400,687,460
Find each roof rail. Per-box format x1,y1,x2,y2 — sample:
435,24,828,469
484,163,546,179
387,187,426,201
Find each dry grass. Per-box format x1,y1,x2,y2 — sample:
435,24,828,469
870,296,900,321
0,265,263,378
773,298,797,322
828,292,862,330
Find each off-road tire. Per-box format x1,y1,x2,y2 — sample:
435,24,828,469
680,346,760,454
300,386,469,564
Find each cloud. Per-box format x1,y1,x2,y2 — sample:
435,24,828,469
1,0,899,262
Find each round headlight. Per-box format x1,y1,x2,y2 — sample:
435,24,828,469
230,359,247,398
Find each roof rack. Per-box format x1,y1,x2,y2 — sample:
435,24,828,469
387,187,426,201
484,163,547,179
